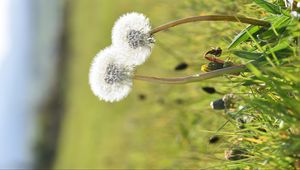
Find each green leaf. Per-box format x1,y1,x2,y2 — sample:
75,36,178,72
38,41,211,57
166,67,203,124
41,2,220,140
232,50,263,60
228,25,261,49
269,15,291,28
247,63,262,77
253,0,281,14
231,36,292,63
228,15,291,50
268,41,290,54
258,27,286,40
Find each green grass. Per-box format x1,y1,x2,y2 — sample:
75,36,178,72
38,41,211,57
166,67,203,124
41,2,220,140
54,0,300,169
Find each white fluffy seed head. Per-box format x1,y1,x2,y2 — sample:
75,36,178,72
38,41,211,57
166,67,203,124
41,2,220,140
112,12,155,65
89,46,134,102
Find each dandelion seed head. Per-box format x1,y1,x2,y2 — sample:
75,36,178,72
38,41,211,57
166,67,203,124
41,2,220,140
104,63,130,85
112,12,154,65
127,30,149,49
89,46,134,102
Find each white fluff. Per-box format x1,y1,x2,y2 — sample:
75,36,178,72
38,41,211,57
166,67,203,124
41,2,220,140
285,0,300,9
284,0,300,17
291,11,300,18
112,12,154,65
89,46,134,102
284,0,294,8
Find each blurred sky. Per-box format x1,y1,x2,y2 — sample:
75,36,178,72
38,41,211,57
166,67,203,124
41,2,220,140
0,0,10,67
0,0,63,168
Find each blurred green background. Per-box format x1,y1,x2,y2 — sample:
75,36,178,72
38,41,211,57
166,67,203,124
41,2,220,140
51,0,253,169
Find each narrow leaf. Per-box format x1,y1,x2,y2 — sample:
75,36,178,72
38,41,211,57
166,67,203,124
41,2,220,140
270,15,291,28
247,63,262,77
232,50,263,60
228,25,261,49
268,41,290,54
253,0,281,14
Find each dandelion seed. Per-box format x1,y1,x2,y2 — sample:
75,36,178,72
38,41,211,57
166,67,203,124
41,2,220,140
112,12,155,65
89,46,134,102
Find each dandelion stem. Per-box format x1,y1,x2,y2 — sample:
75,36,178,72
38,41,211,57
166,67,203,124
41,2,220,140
150,15,270,35
134,65,246,84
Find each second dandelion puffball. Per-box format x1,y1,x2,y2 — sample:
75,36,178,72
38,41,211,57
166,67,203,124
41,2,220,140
112,12,155,65
89,46,135,102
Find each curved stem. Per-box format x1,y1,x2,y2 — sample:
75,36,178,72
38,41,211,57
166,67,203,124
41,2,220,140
150,15,270,35
134,65,246,84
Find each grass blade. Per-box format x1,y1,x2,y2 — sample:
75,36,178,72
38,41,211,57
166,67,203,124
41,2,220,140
253,0,281,14
228,25,261,49
232,50,263,60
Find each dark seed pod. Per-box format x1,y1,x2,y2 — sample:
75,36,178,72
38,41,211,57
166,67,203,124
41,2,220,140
225,148,248,161
209,135,220,144
223,61,234,68
207,62,224,70
205,47,222,57
174,62,188,71
257,128,267,133
238,125,245,129
175,99,184,105
202,87,216,94
210,99,225,110
138,94,146,101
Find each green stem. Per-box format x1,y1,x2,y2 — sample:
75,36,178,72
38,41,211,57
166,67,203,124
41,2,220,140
150,15,270,35
134,65,247,84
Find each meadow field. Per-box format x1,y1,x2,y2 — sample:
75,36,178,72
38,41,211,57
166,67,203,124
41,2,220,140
53,0,300,169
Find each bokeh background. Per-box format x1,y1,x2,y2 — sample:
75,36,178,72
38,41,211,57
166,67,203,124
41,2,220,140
0,0,257,169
